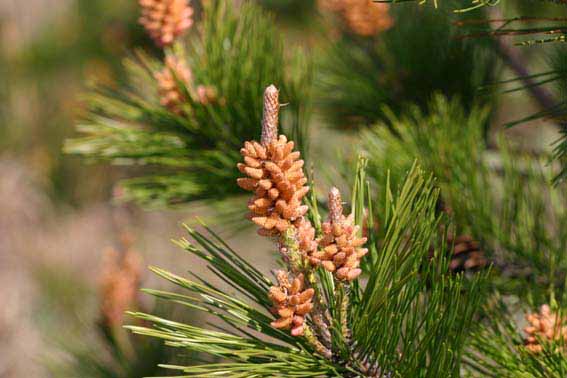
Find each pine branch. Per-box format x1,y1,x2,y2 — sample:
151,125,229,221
66,0,312,207
359,95,567,298
124,86,485,377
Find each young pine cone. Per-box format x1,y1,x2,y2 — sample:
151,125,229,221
269,271,314,336
343,0,393,37
318,0,393,37
154,56,192,115
139,0,194,47
196,85,221,105
237,85,310,237
99,244,143,328
448,234,488,272
311,187,367,281
524,304,567,353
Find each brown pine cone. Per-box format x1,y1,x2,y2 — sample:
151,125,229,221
311,187,367,281
269,271,314,336
237,85,309,237
154,56,192,115
138,0,194,47
524,304,567,353
448,234,488,272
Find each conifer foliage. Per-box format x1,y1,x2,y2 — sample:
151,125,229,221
65,0,311,206
60,0,567,377
125,84,484,377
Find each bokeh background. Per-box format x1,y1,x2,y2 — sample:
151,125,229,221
0,0,564,376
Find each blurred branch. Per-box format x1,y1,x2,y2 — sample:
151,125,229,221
488,7,567,131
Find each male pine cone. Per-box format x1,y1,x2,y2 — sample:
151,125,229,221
154,56,192,115
268,271,314,336
524,304,567,353
138,0,194,47
311,187,367,281
237,85,310,237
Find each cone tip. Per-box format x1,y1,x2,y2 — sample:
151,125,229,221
265,84,279,95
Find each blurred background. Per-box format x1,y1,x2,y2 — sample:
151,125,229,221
0,0,565,376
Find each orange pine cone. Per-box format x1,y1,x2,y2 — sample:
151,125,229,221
139,0,194,47
237,85,310,237
318,0,393,37
99,243,143,328
312,187,367,281
524,304,567,353
269,271,314,336
154,56,192,115
196,85,221,105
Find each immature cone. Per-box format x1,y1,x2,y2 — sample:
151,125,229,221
139,0,194,47
318,0,393,37
154,56,192,115
448,234,488,272
311,187,367,281
196,85,220,105
237,85,310,237
99,241,143,328
269,271,314,336
524,304,567,353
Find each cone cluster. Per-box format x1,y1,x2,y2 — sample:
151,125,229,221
318,0,393,37
99,240,143,328
239,85,369,338
237,85,310,237
269,271,314,336
154,56,192,115
310,188,367,281
524,304,567,353
138,0,194,47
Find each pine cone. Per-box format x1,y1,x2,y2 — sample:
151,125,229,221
99,242,143,328
524,304,567,353
138,0,194,47
448,234,488,272
196,84,220,105
296,217,318,257
237,85,310,237
269,271,314,336
318,0,393,37
154,56,192,115
311,187,367,281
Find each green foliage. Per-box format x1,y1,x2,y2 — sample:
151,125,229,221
65,0,312,207
359,95,567,298
126,165,484,377
316,2,495,130
465,297,567,377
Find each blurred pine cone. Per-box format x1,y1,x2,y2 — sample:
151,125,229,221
139,0,194,47
447,234,488,273
154,56,192,115
318,0,393,37
99,236,143,329
524,304,567,353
